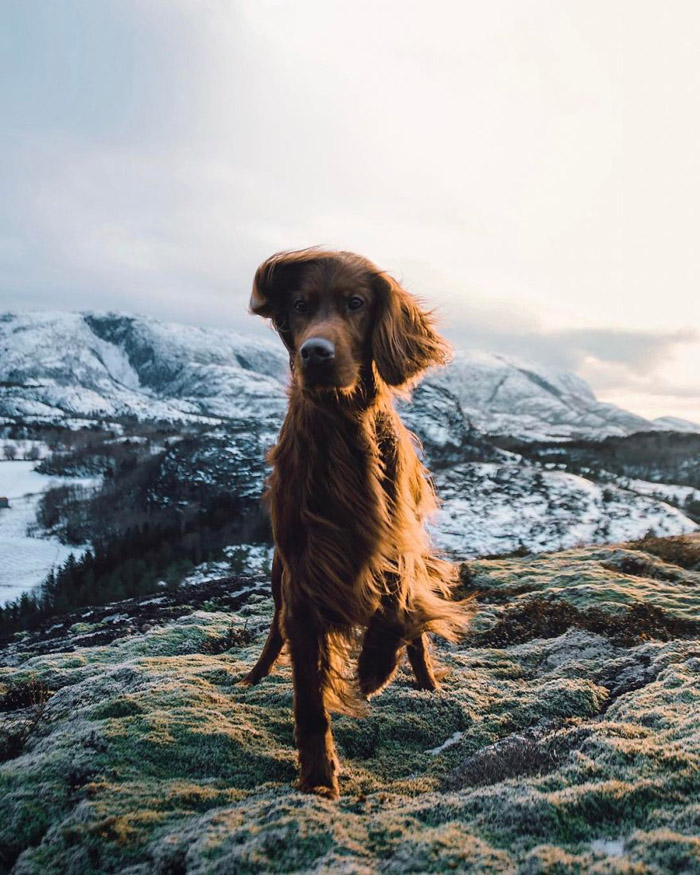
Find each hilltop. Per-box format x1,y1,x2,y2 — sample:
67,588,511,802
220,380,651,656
1,534,699,873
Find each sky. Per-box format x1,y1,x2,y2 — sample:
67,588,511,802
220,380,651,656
1,0,699,423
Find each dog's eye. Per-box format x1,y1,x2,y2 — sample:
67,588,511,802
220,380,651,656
293,299,308,313
348,296,365,311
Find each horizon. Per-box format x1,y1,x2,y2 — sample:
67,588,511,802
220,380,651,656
2,304,697,428
2,1,699,422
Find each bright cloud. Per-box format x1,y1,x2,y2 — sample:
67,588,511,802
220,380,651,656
1,0,699,421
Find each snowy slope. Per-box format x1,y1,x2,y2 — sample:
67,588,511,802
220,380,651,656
0,461,96,605
430,350,658,440
1,311,692,440
431,462,697,557
0,311,288,424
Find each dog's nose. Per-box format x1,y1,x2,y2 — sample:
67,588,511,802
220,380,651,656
300,337,335,365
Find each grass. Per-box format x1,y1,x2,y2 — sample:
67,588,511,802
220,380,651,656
0,535,699,872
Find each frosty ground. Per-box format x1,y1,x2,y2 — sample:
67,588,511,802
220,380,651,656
1,534,699,873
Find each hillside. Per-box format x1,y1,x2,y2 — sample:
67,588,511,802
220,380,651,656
1,310,698,608
1,534,699,873
2,311,696,440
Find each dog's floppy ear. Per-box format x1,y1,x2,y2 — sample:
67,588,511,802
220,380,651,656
250,254,299,323
249,263,275,319
250,250,317,350
371,272,452,387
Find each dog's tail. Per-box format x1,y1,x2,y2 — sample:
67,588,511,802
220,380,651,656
404,553,476,643
320,627,368,717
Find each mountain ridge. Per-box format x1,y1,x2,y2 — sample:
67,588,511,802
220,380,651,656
2,310,695,441
1,310,697,608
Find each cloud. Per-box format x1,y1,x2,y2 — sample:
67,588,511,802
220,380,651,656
439,296,698,375
1,0,700,422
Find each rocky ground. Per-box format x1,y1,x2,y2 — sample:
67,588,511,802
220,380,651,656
1,535,699,874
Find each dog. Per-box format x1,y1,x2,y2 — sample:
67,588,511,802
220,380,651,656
243,248,471,798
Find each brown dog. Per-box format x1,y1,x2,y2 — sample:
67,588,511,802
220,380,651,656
243,248,470,798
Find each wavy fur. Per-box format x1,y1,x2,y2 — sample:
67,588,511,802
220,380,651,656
244,248,473,797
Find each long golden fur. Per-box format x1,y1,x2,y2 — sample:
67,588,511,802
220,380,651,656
243,248,472,798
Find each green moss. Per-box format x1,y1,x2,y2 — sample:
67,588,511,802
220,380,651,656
1,537,699,872
92,697,144,719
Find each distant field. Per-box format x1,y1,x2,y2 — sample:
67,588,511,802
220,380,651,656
0,461,92,606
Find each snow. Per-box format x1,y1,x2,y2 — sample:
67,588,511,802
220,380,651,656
0,461,55,498
622,477,700,506
431,462,697,558
0,461,97,607
425,731,464,755
591,839,626,858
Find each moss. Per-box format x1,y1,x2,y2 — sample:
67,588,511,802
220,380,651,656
629,535,700,571
92,697,144,719
463,539,700,624
443,735,559,790
1,537,699,872
626,827,700,872
471,596,700,648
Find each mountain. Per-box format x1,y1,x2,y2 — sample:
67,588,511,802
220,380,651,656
0,310,697,604
0,311,288,426
1,311,694,441
653,415,700,433
431,350,660,441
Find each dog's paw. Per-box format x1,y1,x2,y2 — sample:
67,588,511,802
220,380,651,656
296,768,340,800
297,752,341,799
358,667,398,699
296,779,340,800
413,677,440,692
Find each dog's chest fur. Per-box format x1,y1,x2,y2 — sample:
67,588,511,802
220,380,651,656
266,391,416,627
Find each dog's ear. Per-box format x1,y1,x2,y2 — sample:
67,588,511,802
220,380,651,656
250,251,318,352
250,255,302,325
371,272,452,387
249,263,275,319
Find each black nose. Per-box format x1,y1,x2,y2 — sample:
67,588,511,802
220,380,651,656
300,337,335,365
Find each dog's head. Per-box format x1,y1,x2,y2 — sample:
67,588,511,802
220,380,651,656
250,248,451,394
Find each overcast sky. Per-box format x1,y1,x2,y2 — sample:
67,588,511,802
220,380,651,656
2,0,699,423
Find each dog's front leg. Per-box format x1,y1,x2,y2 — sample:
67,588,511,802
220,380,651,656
407,633,442,691
242,551,284,685
286,610,340,799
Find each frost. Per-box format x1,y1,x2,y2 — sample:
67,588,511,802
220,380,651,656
2,536,699,872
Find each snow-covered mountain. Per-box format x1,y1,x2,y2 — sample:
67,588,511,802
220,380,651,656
431,350,660,441
0,311,288,425
0,310,697,601
1,311,693,440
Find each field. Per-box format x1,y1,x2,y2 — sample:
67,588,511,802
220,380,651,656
0,462,92,606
